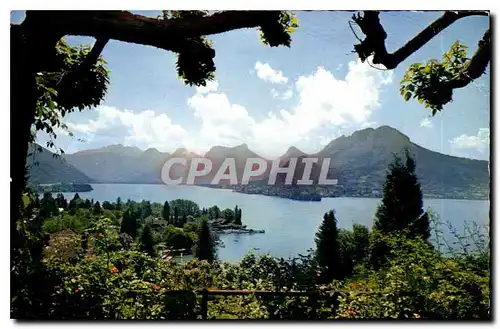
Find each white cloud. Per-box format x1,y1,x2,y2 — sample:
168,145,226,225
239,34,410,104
187,57,393,157
64,57,393,158
361,121,378,129
254,61,288,84
281,88,293,100
186,87,255,153
420,117,433,128
65,106,188,152
195,80,219,94
449,128,490,153
249,58,393,156
270,88,293,100
318,133,341,146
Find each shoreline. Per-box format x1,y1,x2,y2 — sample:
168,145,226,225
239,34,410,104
77,182,489,202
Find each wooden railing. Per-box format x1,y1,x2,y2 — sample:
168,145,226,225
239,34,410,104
197,289,319,320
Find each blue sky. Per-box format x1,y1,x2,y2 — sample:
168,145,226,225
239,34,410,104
12,11,490,159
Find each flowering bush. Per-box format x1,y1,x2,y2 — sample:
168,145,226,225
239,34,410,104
33,217,490,320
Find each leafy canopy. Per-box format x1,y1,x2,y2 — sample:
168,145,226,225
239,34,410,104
400,41,470,115
33,39,110,150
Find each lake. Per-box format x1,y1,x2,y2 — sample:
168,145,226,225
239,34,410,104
58,184,490,262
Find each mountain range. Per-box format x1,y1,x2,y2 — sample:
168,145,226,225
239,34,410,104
27,125,490,200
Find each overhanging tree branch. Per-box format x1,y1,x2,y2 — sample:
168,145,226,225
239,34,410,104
56,38,109,89
81,38,109,70
11,9,295,253
22,10,279,55
446,29,491,89
20,10,288,87
352,10,489,69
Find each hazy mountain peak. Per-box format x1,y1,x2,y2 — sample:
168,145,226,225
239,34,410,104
72,144,143,157
207,145,229,153
234,143,249,150
373,125,411,142
144,147,161,154
375,125,407,135
282,146,306,159
343,125,410,142
317,125,411,156
172,148,189,156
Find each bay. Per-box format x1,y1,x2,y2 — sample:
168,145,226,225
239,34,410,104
58,184,490,262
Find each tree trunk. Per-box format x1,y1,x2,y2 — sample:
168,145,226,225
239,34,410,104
10,26,41,246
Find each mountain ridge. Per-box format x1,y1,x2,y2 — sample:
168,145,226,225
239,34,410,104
26,144,93,185
29,126,489,200
62,126,484,162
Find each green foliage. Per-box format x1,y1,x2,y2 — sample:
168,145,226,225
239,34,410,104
87,217,121,255
207,205,221,219
259,11,299,48
169,199,200,218
173,207,179,227
102,201,115,210
120,209,138,239
163,225,195,251
43,213,86,234
221,208,235,222
68,193,83,215
93,201,102,215
315,210,342,283
118,233,134,250
234,205,242,226
214,205,244,225
54,193,68,210
115,197,122,210
159,10,216,87
337,230,354,278
140,224,156,257
13,184,489,320
162,201,170,223
11,194,60,319
195,220,216,263
140,200,153,219
15,201,491,320
33,39,110,147
158,11,298,86
400,41,470,115
40,192,58,219
183,221,200,234
352,224,370,266
371,149,430,268
335,233,490,320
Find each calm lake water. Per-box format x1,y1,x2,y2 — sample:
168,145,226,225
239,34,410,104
59,184,490,262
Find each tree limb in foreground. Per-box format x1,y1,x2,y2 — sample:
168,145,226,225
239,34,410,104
351,10,489,69
352,10,490,113
20,10,294,86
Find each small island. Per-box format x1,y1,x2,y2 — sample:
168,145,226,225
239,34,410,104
209,219,265,234
202,205,265,234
